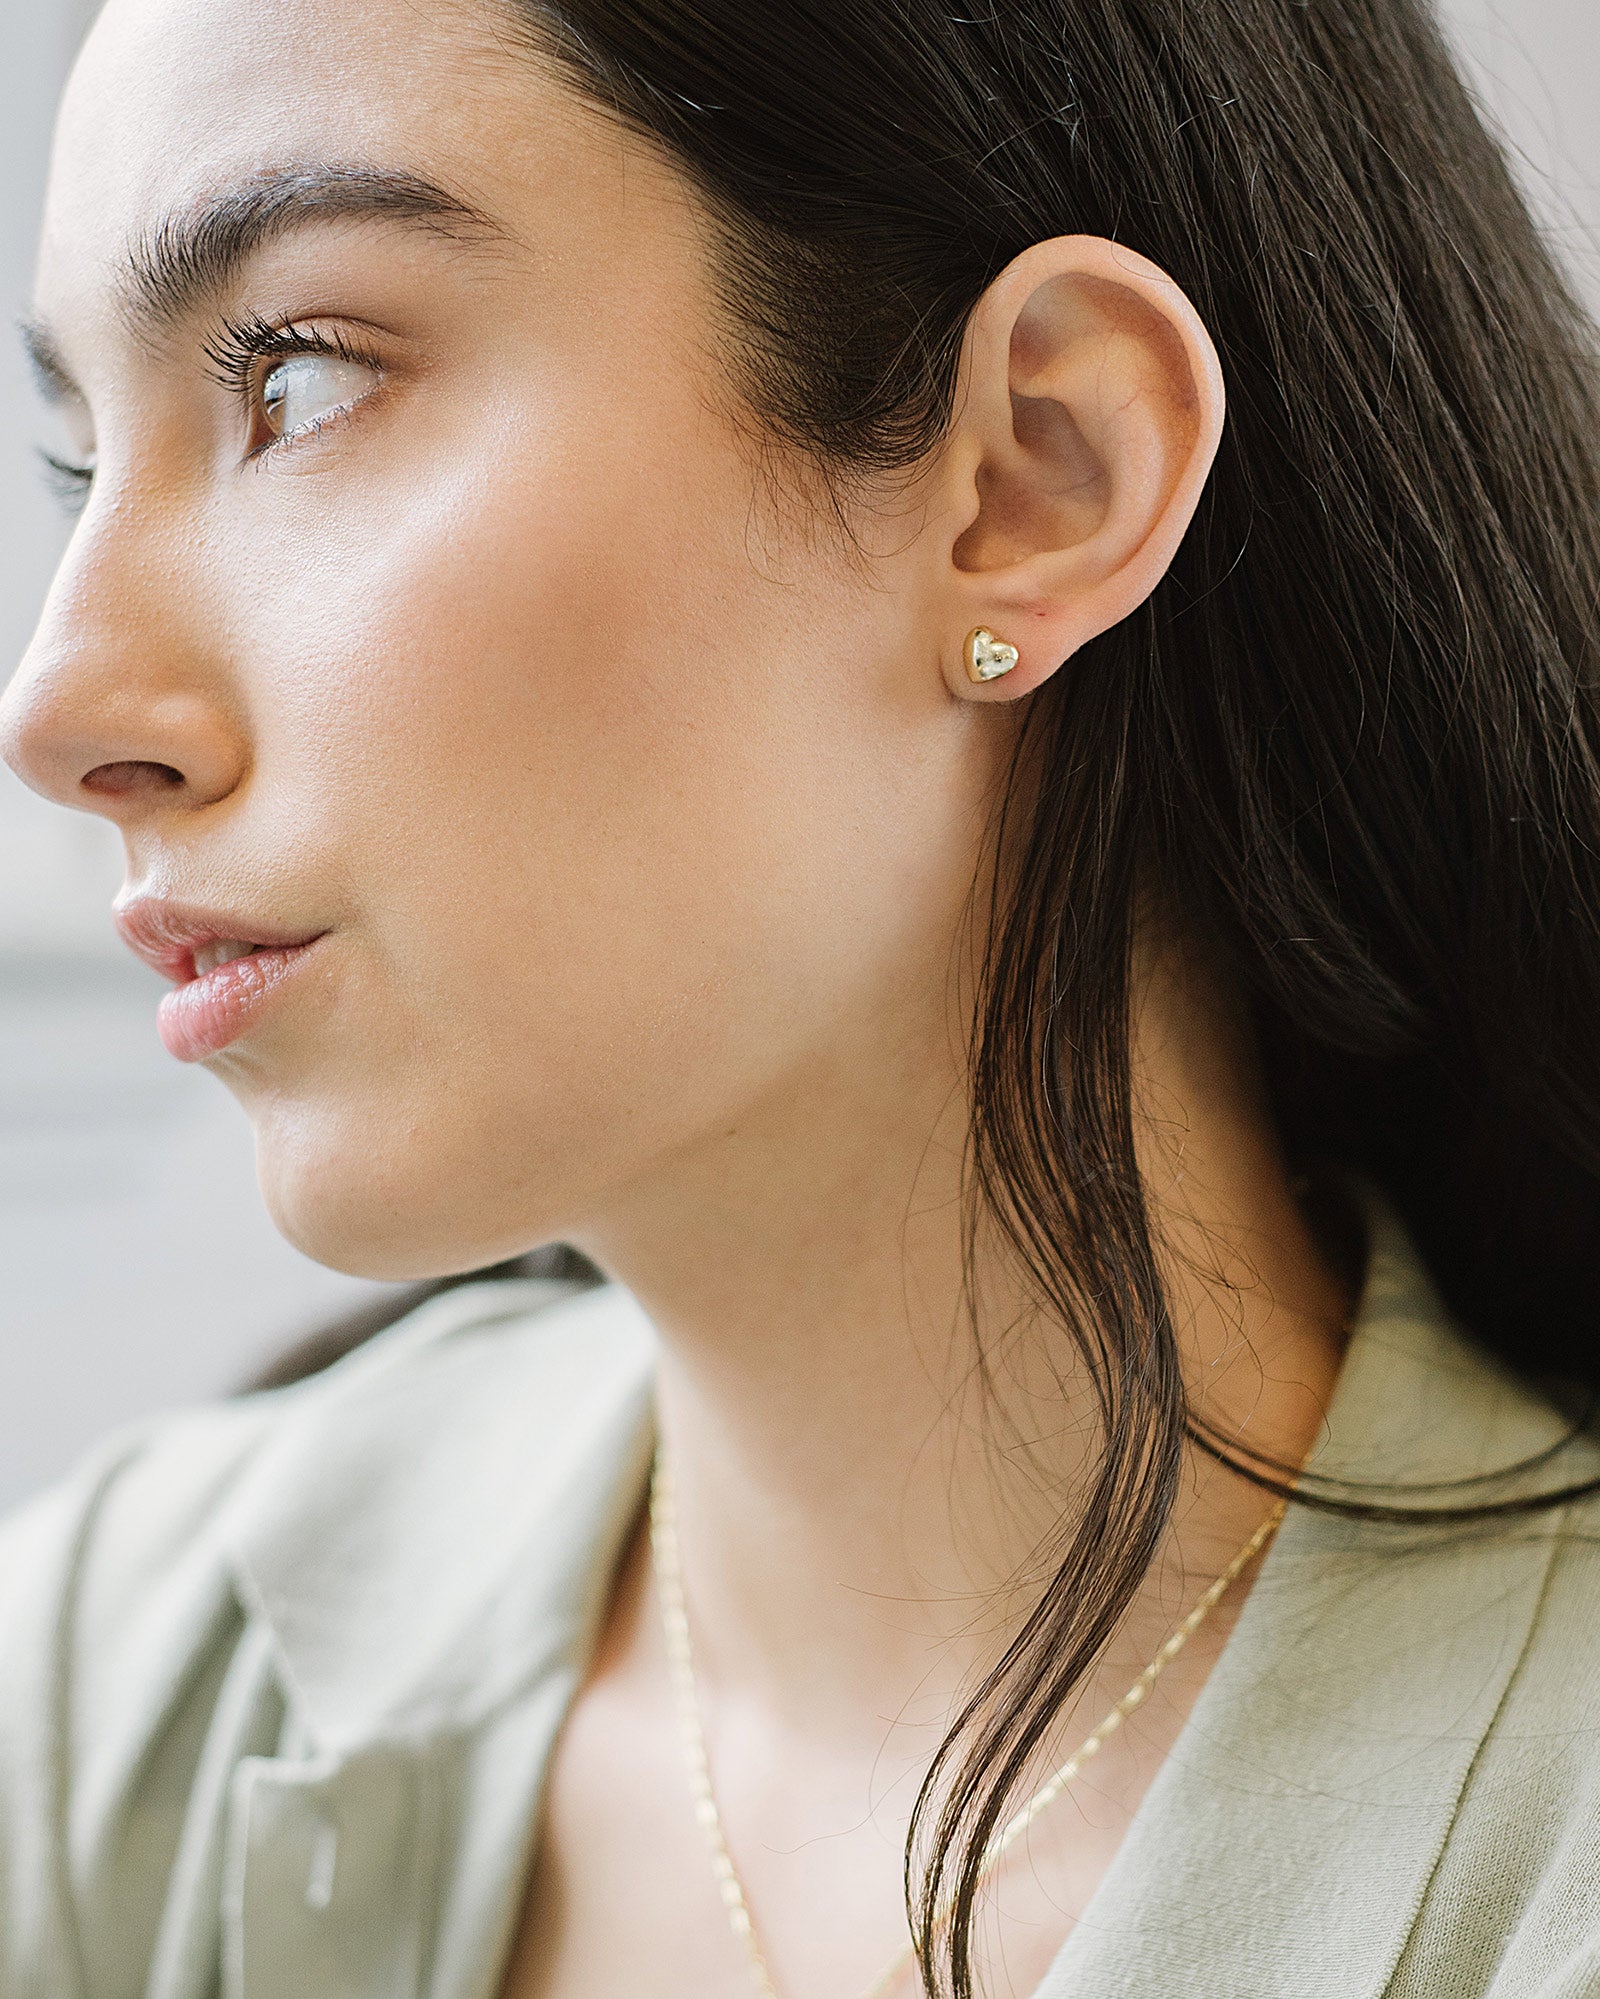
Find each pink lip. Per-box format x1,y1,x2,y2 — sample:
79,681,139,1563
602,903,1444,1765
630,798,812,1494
113,898,329,1063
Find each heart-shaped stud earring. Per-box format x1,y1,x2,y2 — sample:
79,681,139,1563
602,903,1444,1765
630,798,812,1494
964,627,1020,684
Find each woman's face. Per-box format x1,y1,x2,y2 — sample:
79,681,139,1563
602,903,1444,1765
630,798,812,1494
2,0,1009,1277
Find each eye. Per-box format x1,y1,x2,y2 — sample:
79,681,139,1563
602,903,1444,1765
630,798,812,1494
260,352,380,444
38,451,97,518
36,391,97,517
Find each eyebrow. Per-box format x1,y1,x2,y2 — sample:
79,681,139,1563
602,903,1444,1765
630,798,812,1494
22,162,510,394
125,163,509,332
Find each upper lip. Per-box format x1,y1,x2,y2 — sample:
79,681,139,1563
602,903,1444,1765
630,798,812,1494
113,897,327,984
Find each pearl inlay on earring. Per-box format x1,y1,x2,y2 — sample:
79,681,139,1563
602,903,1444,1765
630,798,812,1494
964,627,1020,684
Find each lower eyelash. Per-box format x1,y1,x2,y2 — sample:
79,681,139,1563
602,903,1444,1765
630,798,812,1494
38,450,94,516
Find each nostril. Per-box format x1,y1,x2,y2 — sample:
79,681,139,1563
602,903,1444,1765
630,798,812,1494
82,760,185,797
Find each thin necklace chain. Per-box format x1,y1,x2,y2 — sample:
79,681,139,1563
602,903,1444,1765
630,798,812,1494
648,1457,1288,1999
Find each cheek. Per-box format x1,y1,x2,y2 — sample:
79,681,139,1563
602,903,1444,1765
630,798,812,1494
226,386,971,1272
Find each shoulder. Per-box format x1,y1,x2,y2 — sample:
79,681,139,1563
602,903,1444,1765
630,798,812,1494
1392,1481,1600,1997
0,1274,653,1668
0,1274,656,1703
0,1275,655,1997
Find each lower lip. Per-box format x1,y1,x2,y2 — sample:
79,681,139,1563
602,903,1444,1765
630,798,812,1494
157,939,326,1063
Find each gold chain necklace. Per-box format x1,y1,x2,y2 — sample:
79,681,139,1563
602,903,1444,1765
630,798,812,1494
649,1457,1287,1999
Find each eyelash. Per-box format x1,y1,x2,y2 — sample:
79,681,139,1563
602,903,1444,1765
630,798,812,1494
39,452,94,517
205,312,384,453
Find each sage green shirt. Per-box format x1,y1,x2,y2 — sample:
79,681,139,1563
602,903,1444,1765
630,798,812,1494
3,1204,1600,1998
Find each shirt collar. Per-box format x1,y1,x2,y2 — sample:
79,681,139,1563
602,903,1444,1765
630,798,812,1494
225,1276,656,1752
1037,1190,1590,1999
1306,1188,1577,1494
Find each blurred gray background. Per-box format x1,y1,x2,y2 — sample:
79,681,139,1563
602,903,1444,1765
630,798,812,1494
1,0,1597,1507
0,1,404,1509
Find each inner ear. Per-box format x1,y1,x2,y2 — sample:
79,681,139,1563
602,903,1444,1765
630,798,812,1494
953,389,1108,577
953,270,1201,579
1012,386,1109,503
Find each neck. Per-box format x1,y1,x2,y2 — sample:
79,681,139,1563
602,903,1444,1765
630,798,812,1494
570,925,1351,1755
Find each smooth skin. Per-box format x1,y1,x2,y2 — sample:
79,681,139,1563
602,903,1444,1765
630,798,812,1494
3,2,1350,1995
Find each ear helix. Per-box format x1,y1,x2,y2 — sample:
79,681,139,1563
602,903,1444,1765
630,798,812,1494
964,627,1019,684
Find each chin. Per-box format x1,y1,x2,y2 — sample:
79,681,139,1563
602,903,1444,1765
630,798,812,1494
251,1101,566,1285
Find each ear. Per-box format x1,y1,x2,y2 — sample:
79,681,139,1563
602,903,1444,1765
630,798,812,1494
931,237,1224,701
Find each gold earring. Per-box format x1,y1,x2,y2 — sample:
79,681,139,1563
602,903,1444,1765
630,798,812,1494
964,627,1019,684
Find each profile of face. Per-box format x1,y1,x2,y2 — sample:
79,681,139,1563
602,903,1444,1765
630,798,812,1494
2,0,1221,1280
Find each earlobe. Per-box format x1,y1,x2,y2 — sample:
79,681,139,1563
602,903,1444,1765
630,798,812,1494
939,237,1225,702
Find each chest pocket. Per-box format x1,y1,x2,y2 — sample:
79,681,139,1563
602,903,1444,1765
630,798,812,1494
223,1747,439,1999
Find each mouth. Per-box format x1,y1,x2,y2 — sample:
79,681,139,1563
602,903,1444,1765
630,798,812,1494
113,898,330,1063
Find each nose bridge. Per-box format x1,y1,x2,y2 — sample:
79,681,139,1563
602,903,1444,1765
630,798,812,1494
1,493,249,820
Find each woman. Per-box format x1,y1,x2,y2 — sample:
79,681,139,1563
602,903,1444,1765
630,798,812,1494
3,0,1600,1992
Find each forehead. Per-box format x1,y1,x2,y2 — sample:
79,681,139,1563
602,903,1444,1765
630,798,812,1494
36,0,642,328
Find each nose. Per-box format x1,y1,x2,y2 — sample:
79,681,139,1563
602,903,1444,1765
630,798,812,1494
0,520,249,829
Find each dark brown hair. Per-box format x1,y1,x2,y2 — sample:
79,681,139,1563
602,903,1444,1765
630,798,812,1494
283,0,1600,1989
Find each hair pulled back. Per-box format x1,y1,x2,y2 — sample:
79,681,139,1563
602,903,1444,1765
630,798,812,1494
482,2,1600,1990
